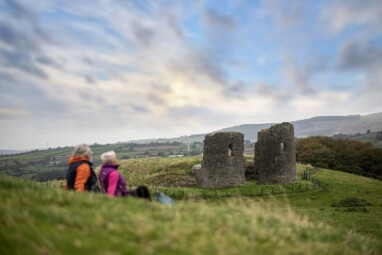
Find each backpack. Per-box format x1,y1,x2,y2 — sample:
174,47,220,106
131,186,151,200
156,192,176,205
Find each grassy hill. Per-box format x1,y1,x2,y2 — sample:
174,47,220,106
1,112,381,180
348,132,382,148
0,142,201,180
1,170,382,255
116,157,382,238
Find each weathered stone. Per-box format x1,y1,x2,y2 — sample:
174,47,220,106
197,132,246,188
191,164,201,175
254,122,297,184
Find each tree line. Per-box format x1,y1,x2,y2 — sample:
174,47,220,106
296,136,382,180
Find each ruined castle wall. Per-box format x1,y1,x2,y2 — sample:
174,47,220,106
254,122,297,184
198,132,246,188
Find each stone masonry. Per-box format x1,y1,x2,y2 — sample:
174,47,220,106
254,122,297,184
194,132,246,188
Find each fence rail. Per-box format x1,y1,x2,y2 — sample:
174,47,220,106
42,173,325,200
151,183,320,200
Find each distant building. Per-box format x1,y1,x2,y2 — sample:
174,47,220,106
48,161,61,167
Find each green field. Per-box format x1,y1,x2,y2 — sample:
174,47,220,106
0,142,204,181
1,156,382,254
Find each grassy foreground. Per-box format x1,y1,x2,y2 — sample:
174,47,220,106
1,174,382,255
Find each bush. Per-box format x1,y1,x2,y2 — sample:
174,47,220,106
296,136,382,179
331,197,372,207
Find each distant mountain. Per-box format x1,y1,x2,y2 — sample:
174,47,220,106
130,112,382,143
0,150,26,155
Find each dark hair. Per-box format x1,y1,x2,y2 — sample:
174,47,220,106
132,186,151,201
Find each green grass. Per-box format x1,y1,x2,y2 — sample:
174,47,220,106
2,156,382,254
117,156,202,186
1,174,381,255
349,132,382,148
251,169,382,239
0,143,199,180
113,157,382,240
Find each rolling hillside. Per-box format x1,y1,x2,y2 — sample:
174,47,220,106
1,163,382,254
130,112,382,143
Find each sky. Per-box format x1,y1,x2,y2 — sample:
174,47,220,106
0,0,382,150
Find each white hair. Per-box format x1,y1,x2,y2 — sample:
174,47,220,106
73,144,92,158
101,151,117,164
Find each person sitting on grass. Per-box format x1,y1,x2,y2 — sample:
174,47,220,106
65,144,98,192
99,151,152,200
99,151,129,198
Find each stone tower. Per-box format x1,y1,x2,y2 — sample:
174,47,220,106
254,122,297,184
195,132,246,188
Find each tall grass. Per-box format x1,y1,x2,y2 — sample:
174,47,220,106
1,174,381,255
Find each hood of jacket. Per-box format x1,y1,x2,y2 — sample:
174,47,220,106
68,156,91,165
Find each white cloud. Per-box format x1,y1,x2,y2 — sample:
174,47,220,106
1,0,381,149
322,0,382,35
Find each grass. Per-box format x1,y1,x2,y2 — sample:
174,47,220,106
2,156,382,254
1,174,381,255
41,156,382,240
114,157,382,240
331,197,372,207
117,156,202,186
253,169,382,239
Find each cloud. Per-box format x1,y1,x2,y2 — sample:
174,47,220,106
0,49,47,78
203,10,236,29
132,22,156,48
0,0,381,149
337,41,382,71
222,81,247,99
322,0,382,34
261,0,307,30
336,40,382,110
167,48,228,87
0,0,54,79
284,56,328,95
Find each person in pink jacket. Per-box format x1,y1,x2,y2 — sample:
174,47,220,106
98,151,129,197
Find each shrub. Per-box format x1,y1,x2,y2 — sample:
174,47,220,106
296,136,382,179
331,197,372,207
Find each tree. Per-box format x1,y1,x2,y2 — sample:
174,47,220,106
296,136,382,179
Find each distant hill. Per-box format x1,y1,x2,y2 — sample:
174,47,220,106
0,150,26,155
334,130,382,148
130,112,382,143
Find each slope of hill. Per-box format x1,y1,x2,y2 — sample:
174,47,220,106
1,172,381,255
0,150,26,155
129,112,382,144
338,131,382,148
0,142,198,180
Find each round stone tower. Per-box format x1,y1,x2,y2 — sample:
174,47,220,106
254,122,297,184
195,132,246,188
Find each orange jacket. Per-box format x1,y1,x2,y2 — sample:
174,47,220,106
65,156,91,192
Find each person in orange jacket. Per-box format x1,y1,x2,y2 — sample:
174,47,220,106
65,144,97,192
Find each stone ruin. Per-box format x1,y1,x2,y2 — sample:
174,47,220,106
194,132,246,188
192,123,297,188
254,122,297,184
